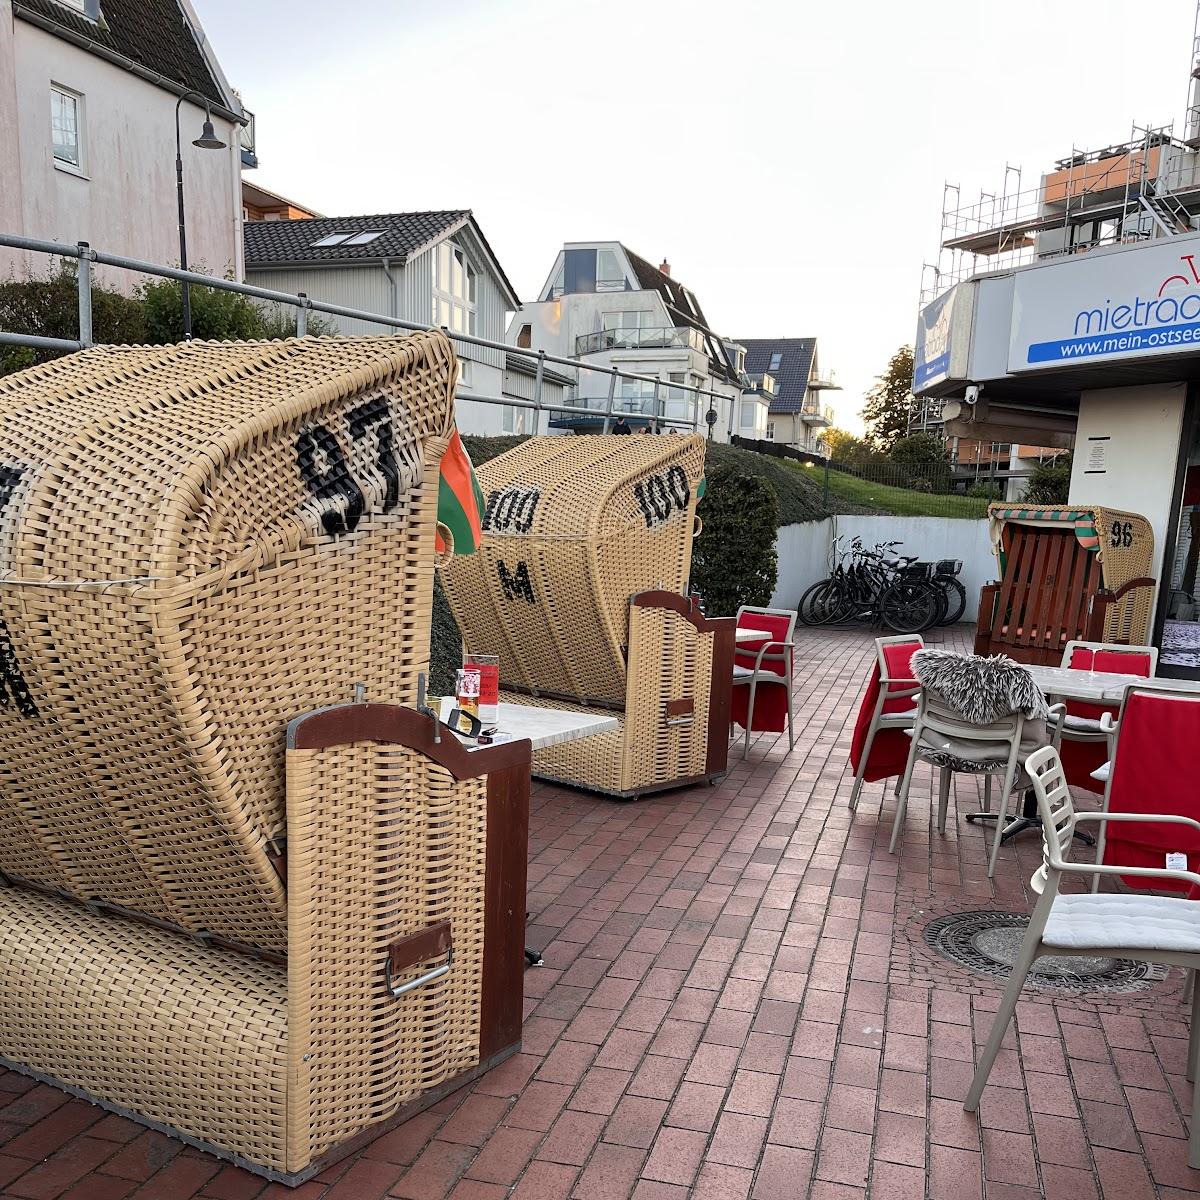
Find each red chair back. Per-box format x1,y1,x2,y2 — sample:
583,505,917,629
1105,690,1200,893
1066,647,1153,720
880,640,920,714
735,609,793,678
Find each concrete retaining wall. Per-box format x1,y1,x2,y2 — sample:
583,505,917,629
769,515,995,622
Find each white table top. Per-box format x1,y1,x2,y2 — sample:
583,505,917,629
1024,664,1200,703
459,702,620,752
735,627,764,644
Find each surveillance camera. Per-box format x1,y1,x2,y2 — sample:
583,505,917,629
963,385,981,406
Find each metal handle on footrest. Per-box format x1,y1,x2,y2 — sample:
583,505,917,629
386,950,452,998
384,919,453,998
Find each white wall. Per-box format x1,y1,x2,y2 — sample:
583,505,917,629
768,515,996,621
1069,382,1186,594
2,21,242,286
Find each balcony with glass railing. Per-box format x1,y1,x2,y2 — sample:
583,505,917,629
575,326,707,356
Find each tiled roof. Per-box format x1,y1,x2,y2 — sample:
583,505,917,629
622,248,737,382
738,337,817,413
245,210,471,268
15,0,226,108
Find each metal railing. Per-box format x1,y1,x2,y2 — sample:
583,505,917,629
0,233,735,434
574,325,707,356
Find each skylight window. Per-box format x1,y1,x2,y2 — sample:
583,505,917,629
309,230,384,248
768,351,783,372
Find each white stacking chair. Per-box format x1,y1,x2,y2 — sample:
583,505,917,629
847,634,923,811
732,605,796,758
966,745,1200,1168
1047,640,1157,765
889,671,1058,878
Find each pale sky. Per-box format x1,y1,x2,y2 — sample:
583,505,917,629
199,0,1197,433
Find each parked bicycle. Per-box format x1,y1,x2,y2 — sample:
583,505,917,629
798,537,964,633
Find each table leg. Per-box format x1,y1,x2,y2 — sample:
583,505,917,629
964,789,1096,846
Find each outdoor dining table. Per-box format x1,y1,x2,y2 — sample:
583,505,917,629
1023,664,1200,704
457,702,620,752
734,627,764,645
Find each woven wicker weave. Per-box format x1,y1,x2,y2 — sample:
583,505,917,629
0,335,455,953
441,435,705,705
0,335,528,1181
443,436,732,798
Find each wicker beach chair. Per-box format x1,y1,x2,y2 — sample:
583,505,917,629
0,334,528,1184
440,434,735,799
974,503,1156,665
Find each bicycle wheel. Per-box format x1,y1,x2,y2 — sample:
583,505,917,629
798,579,837,625
936,577,967,626
879,580,940,634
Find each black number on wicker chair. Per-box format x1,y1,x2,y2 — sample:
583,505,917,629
296,423,366,535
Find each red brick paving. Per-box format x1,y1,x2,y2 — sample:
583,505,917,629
1,625,1199,1197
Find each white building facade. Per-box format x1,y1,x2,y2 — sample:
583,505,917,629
509,242,741,437
245,210,521,436
0,0,249,285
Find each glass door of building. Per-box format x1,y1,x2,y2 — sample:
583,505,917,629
1158,401,1200,676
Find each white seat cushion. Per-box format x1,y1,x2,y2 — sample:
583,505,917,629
1043,893,1200,954
1090,761,1111,782
732,664,752,678
879,708,918,726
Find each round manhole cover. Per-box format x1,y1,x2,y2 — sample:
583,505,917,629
923,911,1167,994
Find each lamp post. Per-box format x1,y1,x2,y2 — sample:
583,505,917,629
175,91,227,340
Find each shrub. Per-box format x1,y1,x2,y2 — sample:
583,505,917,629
140,276,268,344
690,465,779,615
966,480,1005,500
1021,454,1073,505
0,262,145,373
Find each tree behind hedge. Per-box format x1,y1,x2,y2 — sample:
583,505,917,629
691,465,779,615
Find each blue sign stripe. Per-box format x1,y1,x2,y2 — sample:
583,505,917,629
1027,318,1200,363
913,352,949,388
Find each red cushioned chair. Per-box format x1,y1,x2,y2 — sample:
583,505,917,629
730,606,796,759
1093,685,1200,895
1048,640,1156,792
847,635,923,811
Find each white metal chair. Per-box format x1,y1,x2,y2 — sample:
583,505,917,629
847,634,923,811
889,652,1054,878
731,605,796,758
1047,642,1157,788
966,744,1200,1168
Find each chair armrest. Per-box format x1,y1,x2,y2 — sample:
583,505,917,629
1100,711,1119,734
1109,576,1157,603
1055,859,1200,891
1073,811,1200,835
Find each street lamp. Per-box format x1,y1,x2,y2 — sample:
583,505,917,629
175,91,227,340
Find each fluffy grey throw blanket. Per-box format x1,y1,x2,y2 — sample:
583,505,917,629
911,649,1048,724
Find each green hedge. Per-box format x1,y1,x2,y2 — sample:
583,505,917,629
690,465,779,615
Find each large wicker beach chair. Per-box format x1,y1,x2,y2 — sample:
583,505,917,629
440,434,734,799
0,334,529,1184
974,503,1156,665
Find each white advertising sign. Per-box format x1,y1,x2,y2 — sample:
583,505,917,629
1009,235,1200,373
913,288,955,391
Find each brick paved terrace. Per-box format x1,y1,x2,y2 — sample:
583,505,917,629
1,625,1198,1199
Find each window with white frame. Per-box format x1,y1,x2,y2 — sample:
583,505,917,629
55,0,99,17
601,310,653,331
766,421,776,441
618,379,657,414
740,400,758,428
431,241,477,335
50,85,83,171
